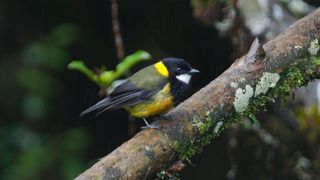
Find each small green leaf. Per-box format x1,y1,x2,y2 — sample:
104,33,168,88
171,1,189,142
122,50,151,64
68,61,98,82
115,50,151,73
99,71,114,85
68,51,151,88
111,50,151,84
100,50,151,87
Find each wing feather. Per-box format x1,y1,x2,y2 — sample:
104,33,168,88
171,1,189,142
80,81,155,116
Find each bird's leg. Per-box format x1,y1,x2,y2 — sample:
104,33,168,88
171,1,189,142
141,118,160,129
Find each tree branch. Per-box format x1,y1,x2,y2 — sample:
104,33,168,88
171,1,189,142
76,8,320,179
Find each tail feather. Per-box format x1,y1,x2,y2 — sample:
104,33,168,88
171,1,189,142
80,89,151,117
94,92,144,116
79,97,111,117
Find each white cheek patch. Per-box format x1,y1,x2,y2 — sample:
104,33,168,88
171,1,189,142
176,73,191,84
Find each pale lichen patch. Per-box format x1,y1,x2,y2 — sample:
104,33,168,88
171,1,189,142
213,121,223,133
308,39,319,56
144,146,155,160
230,82,239,89
233,85,254,112
255,72,280,97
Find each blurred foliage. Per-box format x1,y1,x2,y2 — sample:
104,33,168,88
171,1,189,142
1,20,152,179
0,23,91,180
18,24,78,121
296,106,320,143
0,126,89,180
68,50,151,88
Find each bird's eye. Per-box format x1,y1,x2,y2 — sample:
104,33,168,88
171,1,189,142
177,68,181,71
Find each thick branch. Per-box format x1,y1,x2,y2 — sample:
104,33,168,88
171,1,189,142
76,8,320,179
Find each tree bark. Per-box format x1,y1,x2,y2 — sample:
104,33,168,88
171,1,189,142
75,8,320,180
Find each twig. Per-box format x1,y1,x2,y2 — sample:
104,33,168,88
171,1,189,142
110,0,125,61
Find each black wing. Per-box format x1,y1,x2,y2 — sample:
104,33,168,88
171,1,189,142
80,81,155,116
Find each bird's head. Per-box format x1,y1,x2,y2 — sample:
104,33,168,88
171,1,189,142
155,58,199,84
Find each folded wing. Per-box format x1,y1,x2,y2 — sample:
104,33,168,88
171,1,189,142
80,81,155,116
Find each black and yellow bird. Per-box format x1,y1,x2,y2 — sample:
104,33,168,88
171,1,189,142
80,58,199,128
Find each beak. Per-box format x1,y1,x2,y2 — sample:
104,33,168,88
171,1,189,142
189,68,200,74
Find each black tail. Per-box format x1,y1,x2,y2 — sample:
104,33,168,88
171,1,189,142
79,90,147,117
79,97,111,117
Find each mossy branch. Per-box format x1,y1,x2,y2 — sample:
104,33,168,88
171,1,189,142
75,8,320,179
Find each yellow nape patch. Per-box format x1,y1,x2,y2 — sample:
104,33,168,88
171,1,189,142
154,61,169,77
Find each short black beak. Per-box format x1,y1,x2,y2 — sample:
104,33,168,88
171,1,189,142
189,68,200,74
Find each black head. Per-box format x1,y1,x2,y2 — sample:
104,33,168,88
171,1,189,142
162,58,199,103
162,58,199,85
162,58,199,77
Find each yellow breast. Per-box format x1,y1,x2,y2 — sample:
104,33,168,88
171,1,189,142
126,84,173,118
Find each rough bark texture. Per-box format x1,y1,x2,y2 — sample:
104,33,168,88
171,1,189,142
76,8,320,180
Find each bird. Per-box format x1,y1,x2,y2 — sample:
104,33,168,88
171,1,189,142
80,58,199,128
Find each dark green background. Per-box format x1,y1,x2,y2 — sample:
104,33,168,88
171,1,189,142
1,0,320,179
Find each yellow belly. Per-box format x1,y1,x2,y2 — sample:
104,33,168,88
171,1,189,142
126,84,173,118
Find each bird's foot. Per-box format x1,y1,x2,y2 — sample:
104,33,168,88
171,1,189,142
141,118,160,129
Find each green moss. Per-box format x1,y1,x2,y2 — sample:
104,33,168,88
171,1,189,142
170,139,199,161
312,56,320,65
156,169,180,180
170,53,320,162
170,111,245,161
171,112,235,161
156,170,167,179
192,113,214,135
